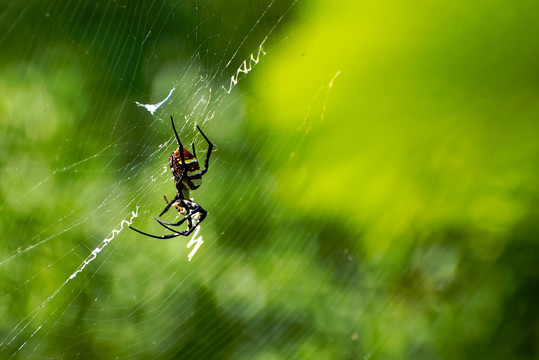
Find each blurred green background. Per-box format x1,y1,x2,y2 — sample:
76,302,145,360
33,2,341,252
1,0,538,359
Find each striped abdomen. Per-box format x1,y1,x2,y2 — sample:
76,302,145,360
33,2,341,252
169,148,202,190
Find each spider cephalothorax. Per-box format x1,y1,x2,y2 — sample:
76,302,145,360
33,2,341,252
130,116,214,239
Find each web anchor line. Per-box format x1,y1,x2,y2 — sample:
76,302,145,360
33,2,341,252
1,208,139,358
222,42,266,94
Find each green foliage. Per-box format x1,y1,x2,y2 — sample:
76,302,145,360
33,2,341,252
1,0,538,359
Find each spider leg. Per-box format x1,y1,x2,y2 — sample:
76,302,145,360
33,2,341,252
154,214,191,227
154,199,207,232
128,225,182,240
182,199,207,232
171,116,188,184
154,208,202,237
154,201,197,226
196,125,213,176
154,217,194,234
164,195,185,213
165,210,204,236
177,223,200,236
171,116,187,164
159,194,179,217
191,142,197,159
154,219,198,237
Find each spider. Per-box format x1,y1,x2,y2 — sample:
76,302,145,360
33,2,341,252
129,115,214,239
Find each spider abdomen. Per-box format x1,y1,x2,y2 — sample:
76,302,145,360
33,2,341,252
169,148,202,190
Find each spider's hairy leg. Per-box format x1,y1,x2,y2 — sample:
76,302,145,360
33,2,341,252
170,116,182,149
156,209,206,236
128,225,182,240
155,219,198,237
164,195,184,213
170,116,186,166
155,214,190,228
180,206,206,236
154,199,207,232
159,194,179,217
196,125,213,176
191,142,197,159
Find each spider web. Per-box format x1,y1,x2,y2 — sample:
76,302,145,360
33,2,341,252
2,1,539,359
0,1,304,358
